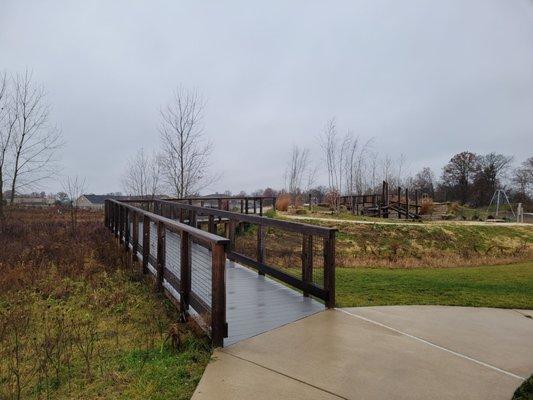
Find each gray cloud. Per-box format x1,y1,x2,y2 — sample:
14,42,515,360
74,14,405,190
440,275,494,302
1,0,532,194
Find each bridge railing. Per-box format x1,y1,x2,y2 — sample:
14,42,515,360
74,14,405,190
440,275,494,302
105,199,230,346
164,196,277,216
147,199,337,307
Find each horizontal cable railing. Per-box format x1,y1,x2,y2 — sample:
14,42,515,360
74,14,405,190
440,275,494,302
104,199,229,347
145,199,337,307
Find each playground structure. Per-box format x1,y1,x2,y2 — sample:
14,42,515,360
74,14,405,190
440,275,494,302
338,181,421,220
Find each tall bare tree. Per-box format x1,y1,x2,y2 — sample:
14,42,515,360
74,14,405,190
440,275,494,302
0,71,17,217
159,86,216,198
10,70,62,202
284,145,309,197
121,148,162,198
344,135,372,195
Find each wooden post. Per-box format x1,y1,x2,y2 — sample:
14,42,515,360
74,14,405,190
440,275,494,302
208,215,216,234
211,242,227,347
156,221,165,292
259,198,263,216
228,219,236,251
142,216,150,274
124,208,130,251
384,181,389,218
257,224,265,276
180,231,191,317
245,198,249,214
118,205,124,242
405,188,410,219
240,199,244,213
302,234,313,297
272,197,277,211
218,198,222,210
414,190,419,218
309,193,312,211
132,211,139,262
351,196,355,214
323,231,336,308
253,198,257,214
397,186,402,219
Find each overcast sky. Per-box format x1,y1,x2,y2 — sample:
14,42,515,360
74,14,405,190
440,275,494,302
1,0,532,194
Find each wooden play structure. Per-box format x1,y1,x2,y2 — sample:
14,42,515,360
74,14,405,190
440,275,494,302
339,181,421,220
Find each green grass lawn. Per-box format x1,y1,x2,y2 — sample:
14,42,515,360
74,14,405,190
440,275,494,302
336,261,533,309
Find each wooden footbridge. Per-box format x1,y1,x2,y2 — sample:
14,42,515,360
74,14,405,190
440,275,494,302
104,197,336,347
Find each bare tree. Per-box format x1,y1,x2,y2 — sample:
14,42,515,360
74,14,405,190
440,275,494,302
0,71,17,217
10,70,62,202
62,175,86,233
319,119,353,210
513,157,533,197
284,145,309,198
344,135,373,195
159,86,216,197
121,148,162,198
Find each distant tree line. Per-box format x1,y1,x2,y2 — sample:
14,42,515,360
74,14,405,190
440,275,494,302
276,118,531,210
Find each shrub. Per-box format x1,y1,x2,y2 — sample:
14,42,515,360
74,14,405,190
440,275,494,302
420,198,435,215
325,190,340,210
275,194,291,212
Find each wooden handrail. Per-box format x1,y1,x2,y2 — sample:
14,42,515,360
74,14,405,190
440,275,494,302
155,199,337,238
105,199,229,347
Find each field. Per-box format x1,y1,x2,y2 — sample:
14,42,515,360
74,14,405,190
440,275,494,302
276,210,533,269
336,262,533,309
0,209,211,400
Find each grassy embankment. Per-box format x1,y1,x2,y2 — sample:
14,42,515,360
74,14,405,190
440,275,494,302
265,210,533,309
0,209,210,400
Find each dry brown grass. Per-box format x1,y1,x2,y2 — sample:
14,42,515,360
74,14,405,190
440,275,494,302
0,208,210,399
275,194,291,212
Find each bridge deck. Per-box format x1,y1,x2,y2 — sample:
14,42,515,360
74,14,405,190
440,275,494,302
134,223,323,346
225,261,323,346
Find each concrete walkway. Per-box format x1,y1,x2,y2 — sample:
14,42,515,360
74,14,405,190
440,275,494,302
193,306,533,400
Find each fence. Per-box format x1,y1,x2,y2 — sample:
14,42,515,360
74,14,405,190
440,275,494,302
105,199,229,346
165,196,277,216
151,199,337,307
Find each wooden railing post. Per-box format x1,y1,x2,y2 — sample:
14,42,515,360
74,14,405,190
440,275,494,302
253,198,257,214
397,186,402,219
114,203,119,235
259,198,263,216
156,221,165,292
124,208,130,251
104,201,109,227
132,211,138,262
228,220,236,251
405,188,410,219
323,230,336,308
142,215,150,274
211,242,227,347
257,223,265,276
414,189,419,218
245,198,249,214
240,199,244,213
302,234,313,297
118,205,124,242
208,215,216,234
272,197,277,211
179,231,191,318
